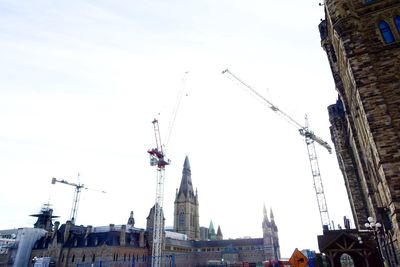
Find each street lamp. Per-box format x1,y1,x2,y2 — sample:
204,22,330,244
365,217,385,266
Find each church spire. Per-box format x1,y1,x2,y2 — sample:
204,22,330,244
178,155,194,197
263,203,269,222
208,220,216,240
216,225,223,240
174,156,200,240
270,207,274,221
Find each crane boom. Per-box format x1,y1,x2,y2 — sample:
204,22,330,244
51,175,105,224
222,69,332,230
222,69,332,153
148,119,170,267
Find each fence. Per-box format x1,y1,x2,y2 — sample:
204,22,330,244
76,255,174,267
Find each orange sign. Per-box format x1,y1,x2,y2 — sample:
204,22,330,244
289,248,308,267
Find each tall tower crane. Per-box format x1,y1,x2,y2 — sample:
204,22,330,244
222,69,332,230
51,175,106,225
148,119,170,267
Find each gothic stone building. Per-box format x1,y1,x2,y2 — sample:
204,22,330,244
30,156,280,266
30,221,151,267
319,0,400,265
164,156,281,266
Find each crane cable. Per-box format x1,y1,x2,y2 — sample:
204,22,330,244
222,69,304,130
222,69,332,153
165,71,189,149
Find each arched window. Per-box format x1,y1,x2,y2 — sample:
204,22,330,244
379,20,395,44
395,16,400,33
340,253,354,266
92,254,95,263
82,254,85,262
71,255,75,262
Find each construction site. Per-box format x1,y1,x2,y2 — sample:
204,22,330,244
1,1,400,267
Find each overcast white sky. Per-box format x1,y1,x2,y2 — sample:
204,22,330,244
0,0,353,258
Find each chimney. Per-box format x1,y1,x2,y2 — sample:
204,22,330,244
85,225,92,238
120,225,126,246
52,221,60,238
139,230,145,248
64,221,72,241
109,224,115,231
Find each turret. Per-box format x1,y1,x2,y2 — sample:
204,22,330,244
127,211,135,227
64,220,73,242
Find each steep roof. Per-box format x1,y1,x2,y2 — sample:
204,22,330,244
177,156,195,198
209,220,215,235
217,225,222,236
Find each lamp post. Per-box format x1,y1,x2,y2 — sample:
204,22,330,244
364,216,386,266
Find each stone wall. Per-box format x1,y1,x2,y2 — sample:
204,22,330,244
322,0,400,263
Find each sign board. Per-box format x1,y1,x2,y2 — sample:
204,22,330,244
289,248,308,267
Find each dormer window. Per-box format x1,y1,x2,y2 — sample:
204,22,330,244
379,20,395,44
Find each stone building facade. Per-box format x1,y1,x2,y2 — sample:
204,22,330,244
30,156,281,266
30,221,150,267
320,0,400,265
164,156,281,266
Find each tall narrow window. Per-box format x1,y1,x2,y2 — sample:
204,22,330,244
179,211,185,227
395,16,400,33
379,20,395,44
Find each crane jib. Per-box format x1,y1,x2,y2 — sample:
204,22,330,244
222,68,333,230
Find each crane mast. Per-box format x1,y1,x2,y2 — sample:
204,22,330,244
51,175,105,225
148,119,170,267
222,69,332,230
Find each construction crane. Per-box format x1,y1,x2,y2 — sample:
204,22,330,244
222,68,332,230
148,119,170,267
51,175,106,225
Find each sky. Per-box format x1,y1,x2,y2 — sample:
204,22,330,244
0,0,353,258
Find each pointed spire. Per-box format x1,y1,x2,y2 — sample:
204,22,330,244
270,207,274,221
209,220,215,233
208,220,216,240
217,226,222,235
184,155,190,169
263,203,269,222
178,156,194,197
217,225,223,240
